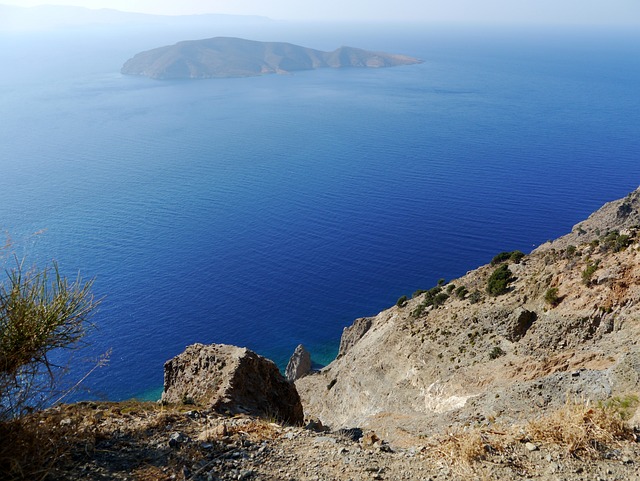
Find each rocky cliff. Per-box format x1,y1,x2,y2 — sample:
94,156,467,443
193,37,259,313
121,37,422,79
297,187,640,446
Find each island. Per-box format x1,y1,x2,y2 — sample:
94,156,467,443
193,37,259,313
120,36,422,80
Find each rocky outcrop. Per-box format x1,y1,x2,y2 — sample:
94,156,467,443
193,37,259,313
338,317,373,357
285,344,311,382
121,37,422,79
162,343,303,425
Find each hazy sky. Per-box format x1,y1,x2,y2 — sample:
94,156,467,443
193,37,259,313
2,0,640,24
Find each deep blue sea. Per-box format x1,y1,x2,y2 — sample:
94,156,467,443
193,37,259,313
1,23,639,401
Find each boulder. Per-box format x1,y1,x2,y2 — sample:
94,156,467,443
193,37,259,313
161,343,304,425
285,344,312,382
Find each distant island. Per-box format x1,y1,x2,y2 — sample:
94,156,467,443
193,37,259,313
121,37,422,80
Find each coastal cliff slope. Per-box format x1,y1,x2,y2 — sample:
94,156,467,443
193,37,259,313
296,187,640,445
121,37,422,79
5,189,640,481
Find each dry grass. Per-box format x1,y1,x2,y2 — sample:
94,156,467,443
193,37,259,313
197,418,281,443
527,398,633,457
434,429,499,465
132,465,173,481
0,411,92,481
0,401,178,481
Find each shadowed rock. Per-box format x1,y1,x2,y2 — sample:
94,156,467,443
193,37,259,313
338,317,373,357
285,344,312,382
162,343,303,425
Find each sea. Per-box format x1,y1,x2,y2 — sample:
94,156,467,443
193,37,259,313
1,21,639,402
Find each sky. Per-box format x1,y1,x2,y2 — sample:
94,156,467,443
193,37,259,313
1,0,640,24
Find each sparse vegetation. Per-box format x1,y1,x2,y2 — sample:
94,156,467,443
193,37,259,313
411,285,450,317
455,285,468,299
468,290,482,304
598,394,639,421
601,231,632,253
582,260,600,286
396,295,408,308
490,250,525,266
488,346,506,359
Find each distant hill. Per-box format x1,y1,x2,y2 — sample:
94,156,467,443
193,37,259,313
120,37,423,79
0,5,271,31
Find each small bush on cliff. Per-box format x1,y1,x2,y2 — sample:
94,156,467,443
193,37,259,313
396,295,408,308
0,260,99,420
489,346,506,360
490,250,525,266
487,264,513,296
601,231,632,253
411,285,450,317
544,287,561,307
582,260,600,286
468,290,483,304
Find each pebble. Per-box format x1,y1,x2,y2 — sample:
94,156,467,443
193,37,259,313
169,432,189,448
525,442,538,452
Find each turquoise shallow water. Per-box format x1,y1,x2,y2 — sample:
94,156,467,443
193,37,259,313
1,24,639,401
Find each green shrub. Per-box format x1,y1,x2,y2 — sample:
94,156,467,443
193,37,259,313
565,245,577,258
433,292,449,307
601,231,632,252
509,250,525,263
396,295,408,308
490,251,512,265
544,287,561,307
468,290,482,304
582,260,600,286
487,264,513,296
491,250,525,266
0,261,99,420
489,346,506,360
455,285,468,299
410,284,451,318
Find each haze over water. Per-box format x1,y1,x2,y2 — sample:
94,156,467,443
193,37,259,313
1,18,639,400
